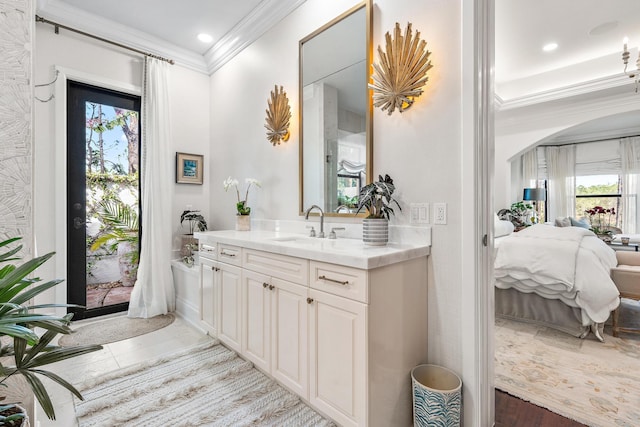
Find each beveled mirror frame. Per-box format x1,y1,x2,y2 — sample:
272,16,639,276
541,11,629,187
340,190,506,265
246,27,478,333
298,0,373,217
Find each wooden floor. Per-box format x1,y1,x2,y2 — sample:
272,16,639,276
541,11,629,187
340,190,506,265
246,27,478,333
495,390,586,426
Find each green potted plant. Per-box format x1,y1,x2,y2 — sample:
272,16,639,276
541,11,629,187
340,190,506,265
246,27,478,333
90,199,139,287
355,174,402,245
0,237,103,425
179,210,208,262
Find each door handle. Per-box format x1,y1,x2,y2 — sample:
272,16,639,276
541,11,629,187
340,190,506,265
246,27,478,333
73,217,85,229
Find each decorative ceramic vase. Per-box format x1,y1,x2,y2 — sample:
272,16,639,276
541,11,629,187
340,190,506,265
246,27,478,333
362,218,388,246
411,364,462,427
236,215,251,231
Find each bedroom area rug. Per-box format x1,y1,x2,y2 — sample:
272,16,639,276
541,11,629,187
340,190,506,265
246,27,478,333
74,340,334,426
495,301,640,427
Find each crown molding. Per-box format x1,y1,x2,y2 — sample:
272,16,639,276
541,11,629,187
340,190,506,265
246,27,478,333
36,0,209,73
203,0,306,74
542,125,640,145
495,74,634,111
37,0,306,76
496,90,640,134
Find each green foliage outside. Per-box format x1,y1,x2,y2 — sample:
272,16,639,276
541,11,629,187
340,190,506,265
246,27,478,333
575,182,620,226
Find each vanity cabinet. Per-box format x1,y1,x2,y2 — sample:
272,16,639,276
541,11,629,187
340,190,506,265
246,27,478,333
242,270,309,397
242,249,309,397
308,287,366,426
196,233,428,427
198,257,218,336
198,242,243,353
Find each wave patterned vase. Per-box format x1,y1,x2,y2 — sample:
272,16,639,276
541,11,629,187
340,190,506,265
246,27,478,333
411,364,462,427
362,218,389,246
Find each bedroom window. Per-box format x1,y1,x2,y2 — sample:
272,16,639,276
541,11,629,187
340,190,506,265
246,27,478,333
575,175,621,226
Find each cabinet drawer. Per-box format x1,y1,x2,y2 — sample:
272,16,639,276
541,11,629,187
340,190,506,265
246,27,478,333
310,261,368,303
243,249,309,285
199,243,217,260
218,243,242,266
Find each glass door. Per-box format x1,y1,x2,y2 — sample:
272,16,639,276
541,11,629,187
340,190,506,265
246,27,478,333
67,80,141,319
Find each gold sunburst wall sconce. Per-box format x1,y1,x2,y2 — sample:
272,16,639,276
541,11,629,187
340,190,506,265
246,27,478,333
265,85,292,146
369,22,433,115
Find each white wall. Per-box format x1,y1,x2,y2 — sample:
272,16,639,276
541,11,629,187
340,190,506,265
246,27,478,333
33,26,211,298
208,0,480,422
495,92,640,210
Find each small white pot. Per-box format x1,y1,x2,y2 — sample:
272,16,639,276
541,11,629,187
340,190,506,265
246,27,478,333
362,218,389,246
236,215,251,231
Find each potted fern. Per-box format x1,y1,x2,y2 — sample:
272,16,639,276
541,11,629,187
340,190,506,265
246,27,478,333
0,237,103,425
355,174,402,245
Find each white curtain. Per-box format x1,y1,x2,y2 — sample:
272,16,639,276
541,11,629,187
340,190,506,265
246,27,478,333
521,148,538,189
545,145,576,220
620,136,640,234
128,57,175,318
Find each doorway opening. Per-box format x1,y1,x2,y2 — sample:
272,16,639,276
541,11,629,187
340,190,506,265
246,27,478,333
67,80,141,320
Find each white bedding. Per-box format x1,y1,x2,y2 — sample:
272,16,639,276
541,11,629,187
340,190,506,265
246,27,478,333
494,224,619,326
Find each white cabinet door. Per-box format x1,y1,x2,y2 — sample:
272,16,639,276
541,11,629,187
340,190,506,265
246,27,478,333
271,277,308,399
218,262,242,353
199,257,217,336
309,289,366,427
242,269,271,373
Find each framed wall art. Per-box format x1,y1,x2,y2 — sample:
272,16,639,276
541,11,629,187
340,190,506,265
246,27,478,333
176,152,204,184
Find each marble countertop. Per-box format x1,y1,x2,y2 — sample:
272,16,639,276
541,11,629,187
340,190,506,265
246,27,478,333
194,229,430,270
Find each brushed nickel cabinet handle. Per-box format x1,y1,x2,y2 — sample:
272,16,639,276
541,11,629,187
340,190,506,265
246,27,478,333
220,250,236,257
318,275,349,285
307,297,314,304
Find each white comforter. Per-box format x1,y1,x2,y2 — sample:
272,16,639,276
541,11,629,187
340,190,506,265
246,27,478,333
494,224,619,326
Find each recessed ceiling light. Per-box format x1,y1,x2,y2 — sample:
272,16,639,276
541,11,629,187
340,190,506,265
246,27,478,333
588,21,619,37
197,33,213,43
542,43,558,52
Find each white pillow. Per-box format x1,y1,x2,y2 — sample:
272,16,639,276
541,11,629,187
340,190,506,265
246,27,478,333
494,214,515,237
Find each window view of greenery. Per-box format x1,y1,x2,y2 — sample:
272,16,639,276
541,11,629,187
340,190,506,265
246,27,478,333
85,102,139,309
575,175,620,228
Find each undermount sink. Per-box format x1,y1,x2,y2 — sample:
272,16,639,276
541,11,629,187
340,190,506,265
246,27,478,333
268,235,363,251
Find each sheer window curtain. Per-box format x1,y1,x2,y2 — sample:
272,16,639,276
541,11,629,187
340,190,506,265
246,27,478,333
128,57,175,318
522,148,539,188
620,136,640,234
545,145,576,220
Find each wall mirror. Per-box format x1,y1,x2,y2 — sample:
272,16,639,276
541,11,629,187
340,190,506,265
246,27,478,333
299,0,372,216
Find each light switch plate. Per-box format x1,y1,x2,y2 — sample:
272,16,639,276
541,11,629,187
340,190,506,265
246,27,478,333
410,203,430,224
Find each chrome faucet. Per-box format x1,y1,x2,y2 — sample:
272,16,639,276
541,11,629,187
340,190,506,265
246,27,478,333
304,204,325,238
335,205,350,213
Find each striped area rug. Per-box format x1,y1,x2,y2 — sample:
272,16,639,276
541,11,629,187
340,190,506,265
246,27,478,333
74,340,335,426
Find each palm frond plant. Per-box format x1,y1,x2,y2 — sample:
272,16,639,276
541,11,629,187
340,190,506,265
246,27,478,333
0,237,103,423
355,174,402,219
90,199,139,266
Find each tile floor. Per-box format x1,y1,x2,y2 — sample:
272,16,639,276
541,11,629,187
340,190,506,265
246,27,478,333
37,314,210,427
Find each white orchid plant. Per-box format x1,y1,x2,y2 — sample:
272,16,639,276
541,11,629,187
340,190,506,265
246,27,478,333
223,176,262,215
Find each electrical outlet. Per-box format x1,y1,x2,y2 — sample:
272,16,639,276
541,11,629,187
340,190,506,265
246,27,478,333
434,203,447,225
410,203,430,224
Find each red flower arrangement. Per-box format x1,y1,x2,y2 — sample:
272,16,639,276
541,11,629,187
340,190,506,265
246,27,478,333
585,206,616,235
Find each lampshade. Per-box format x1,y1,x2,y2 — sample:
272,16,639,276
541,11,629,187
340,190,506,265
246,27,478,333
523,188,546,201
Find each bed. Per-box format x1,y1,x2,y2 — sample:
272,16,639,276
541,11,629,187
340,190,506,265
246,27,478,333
494,224,620,341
